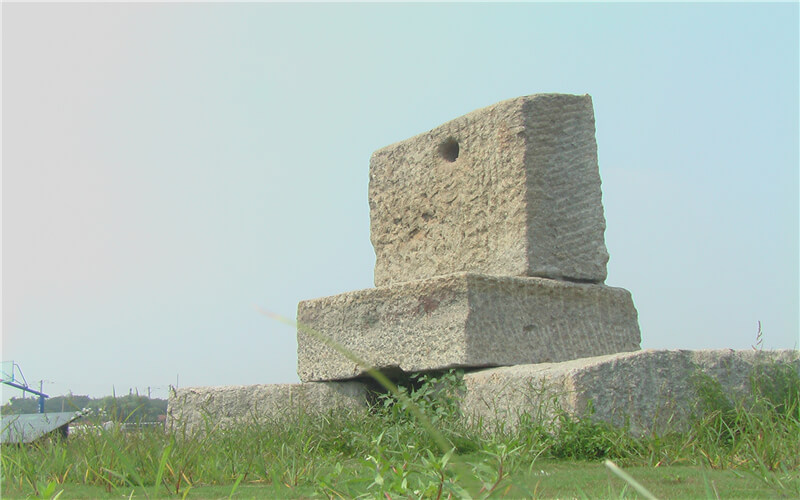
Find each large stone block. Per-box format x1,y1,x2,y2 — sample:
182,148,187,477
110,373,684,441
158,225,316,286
297,273,640,382
166,381,368,435
369,94,608,286
461,349,800,435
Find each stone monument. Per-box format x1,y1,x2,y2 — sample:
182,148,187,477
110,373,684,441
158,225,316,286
167,94,798,435
297,94,641,382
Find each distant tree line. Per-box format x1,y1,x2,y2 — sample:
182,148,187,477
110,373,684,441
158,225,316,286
1,393,167,423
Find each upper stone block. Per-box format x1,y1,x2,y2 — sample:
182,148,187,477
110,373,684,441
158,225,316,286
369,94,609,286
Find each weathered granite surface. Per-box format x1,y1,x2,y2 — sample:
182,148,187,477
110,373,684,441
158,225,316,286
297,272,640,382
369,93,608,286
461,349,800,435
166,381,368,434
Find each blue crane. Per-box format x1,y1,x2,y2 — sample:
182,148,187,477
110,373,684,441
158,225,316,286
1,361,49,413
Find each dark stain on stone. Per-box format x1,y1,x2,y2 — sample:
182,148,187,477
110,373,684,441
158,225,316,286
418,295,440,315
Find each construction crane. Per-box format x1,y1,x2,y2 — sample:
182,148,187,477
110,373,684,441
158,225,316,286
1,361,49,413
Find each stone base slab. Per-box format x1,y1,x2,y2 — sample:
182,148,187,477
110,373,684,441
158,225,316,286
461,349,800,435
297,273,640,382
166,381,368,435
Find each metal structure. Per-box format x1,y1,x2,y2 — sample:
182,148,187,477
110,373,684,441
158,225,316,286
1,411,81,444
1,361,49,413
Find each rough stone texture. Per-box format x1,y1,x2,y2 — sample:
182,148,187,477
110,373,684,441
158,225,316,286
461,349,800,435
297,272,640,382
369,93,608,286
166,381,368,435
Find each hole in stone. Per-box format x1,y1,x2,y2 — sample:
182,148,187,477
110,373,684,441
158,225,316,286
438,137,459,162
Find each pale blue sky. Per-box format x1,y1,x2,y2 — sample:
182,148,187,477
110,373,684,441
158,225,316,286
2,3,798,402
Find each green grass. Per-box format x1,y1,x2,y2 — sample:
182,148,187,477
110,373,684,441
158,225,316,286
2,362,799,499
0,462,789,499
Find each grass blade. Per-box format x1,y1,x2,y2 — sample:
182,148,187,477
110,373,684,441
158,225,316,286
604,460,659,500
152,441,173,497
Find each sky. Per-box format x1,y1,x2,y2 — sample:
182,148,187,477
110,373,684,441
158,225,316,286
2,2,798,404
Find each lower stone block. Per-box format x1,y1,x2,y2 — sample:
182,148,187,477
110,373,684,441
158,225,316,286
460,349,800,435
166,381,368,435
297,272,640,382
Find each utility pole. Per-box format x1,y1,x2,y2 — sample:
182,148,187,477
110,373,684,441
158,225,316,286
38,380,45,413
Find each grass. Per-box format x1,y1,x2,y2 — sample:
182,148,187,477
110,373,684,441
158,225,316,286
2,359,799,499
0,462,789,499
